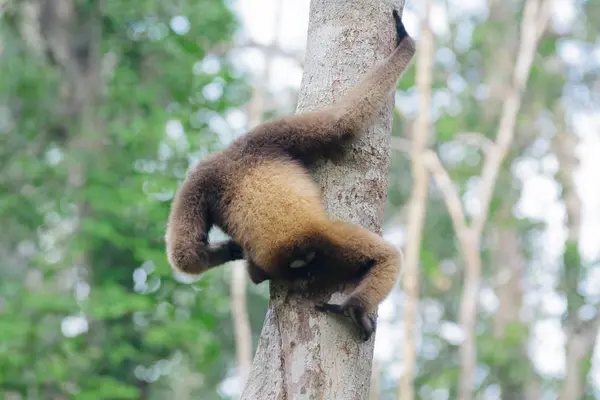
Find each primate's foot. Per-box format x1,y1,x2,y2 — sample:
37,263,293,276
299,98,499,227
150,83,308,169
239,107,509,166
316,301,376,341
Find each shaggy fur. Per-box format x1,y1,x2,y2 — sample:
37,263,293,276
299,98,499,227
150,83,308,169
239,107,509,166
165,9,415,341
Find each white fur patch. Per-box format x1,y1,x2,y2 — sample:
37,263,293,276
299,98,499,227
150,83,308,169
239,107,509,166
290,259,307,268
289,251,316,268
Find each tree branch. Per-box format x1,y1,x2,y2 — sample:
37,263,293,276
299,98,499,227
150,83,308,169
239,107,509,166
470,0,550,237
453,132,494,154
391,138,469,239
422,151,471,239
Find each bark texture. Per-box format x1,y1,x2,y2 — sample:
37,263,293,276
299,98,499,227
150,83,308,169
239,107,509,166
369,359,381,400
398,0,433,398
240,1,406,398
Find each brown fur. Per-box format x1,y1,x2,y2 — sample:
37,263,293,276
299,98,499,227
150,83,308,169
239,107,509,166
165,9,415,341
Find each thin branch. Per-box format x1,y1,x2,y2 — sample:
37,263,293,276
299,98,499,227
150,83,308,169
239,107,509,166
391,138,469,240
535,0,552,41
470,0,550,237
453,132,493,154
422,151,470,239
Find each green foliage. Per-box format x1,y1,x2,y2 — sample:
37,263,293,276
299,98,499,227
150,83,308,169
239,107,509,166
77,376,140,399
396,63,416,92
2,0,599,398
436,114,464,143
0,0,254,398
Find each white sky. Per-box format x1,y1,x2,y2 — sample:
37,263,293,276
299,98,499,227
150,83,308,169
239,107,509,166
230,0,600,395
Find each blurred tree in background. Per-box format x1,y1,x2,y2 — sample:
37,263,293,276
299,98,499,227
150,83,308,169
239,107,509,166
382,0,600,399
1,0,599,399
0,1,261,398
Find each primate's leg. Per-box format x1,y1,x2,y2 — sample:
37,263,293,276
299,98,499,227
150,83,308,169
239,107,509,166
313,220,402,341
244,257,273,285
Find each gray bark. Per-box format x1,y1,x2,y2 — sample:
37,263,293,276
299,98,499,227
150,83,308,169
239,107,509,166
240,1,405,399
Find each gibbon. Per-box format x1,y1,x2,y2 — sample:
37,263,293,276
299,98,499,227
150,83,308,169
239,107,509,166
165,9,415,341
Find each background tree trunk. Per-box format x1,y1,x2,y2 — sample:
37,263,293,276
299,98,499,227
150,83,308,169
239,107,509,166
491,205,529,400
398,0,433,398
240,0,406,398
456,2,549,398
230,0,284,386
392,2,550,398
231,262,253,384
554,110,600,400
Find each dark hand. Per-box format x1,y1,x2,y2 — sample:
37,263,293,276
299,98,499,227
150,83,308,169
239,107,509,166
227,240,245,260
392,9,408,47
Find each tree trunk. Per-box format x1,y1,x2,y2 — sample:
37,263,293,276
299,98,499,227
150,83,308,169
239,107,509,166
17,2,107,398
554,112,600,400
491,205,529,400
398,0,433,398
457,2,550,398
240,1,405,398
231,261,253,384
391,2,549,398
369,359,381,400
